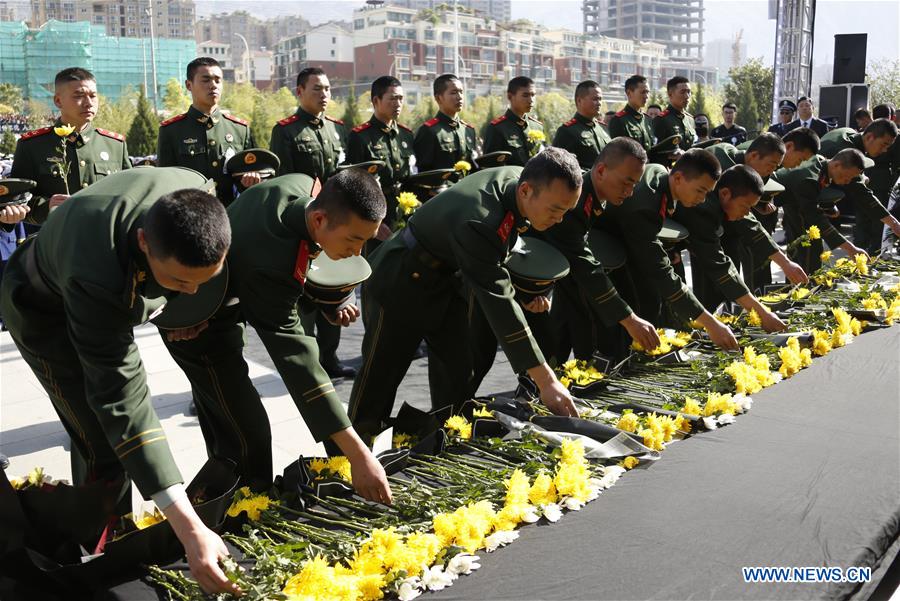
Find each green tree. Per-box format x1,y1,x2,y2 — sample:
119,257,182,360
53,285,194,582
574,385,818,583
341,85,362,127
95,90,137,136
127,86,159,156
250,95,270,149
0,83,24,112
409,96,438,131
649,87,667,109
534,92,574,138
220,82,258,120
868,58,900,108
162,77,191,115
688,82,706,116
723,58,773,135
0,129,16,155
25,99,52,129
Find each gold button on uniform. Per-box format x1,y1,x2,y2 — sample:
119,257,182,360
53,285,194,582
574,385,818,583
79,160,86,166
212,160,218,167
411,272,420,279
210,140,216,146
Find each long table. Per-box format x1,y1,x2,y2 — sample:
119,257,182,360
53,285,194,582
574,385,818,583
433,325,900,601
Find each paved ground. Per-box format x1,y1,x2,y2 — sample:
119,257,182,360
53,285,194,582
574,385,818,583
0,311,515,509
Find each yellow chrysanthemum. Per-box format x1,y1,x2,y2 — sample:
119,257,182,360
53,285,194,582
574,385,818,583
618,456,639,469
133,508,166,529
396,191,421,216
811,329,832,356
820,250,832,263
558,359,605,386
472,406,494,418
681,396,702,416
807,225,821,240
853,253,869,275
444,415,473,439
226,486,276,520
54,124,75,137
748,309,762,327
527,129,546,143
528,472,558,505
454,160,472,174
615,411,640,433
392,432,413,448
702,392,740,416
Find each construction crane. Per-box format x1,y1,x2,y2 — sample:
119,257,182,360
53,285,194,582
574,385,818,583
731,28,743,69
771,0,817,121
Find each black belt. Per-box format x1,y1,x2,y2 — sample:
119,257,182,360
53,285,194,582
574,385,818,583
400,227,448,272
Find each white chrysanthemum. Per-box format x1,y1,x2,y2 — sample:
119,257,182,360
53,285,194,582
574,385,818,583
484,530,519,552
447,554,481,575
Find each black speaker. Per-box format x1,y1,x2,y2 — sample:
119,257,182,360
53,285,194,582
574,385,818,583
819,84,869,129
832,34,867,84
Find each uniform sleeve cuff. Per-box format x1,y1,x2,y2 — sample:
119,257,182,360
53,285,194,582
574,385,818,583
151,483,188,510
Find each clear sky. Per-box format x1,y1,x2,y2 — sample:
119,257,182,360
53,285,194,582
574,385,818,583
197,0,900,66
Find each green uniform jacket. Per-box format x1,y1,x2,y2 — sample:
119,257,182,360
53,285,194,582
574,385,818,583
536,174,632,324
608,105,654,153
347,116,414,214
771,155,847,249
10,119,130,224
226,174,351,441
413,111,477,171
652,104,696,159
675,192,778,301
157,105,254,206
482,109,543,167
371,166,543,372
269,107,347,180
820,127,892,217
4,167,211,495
598,164,705,320
552,113,610,170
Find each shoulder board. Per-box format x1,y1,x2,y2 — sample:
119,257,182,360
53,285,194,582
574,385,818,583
277,114,300,126
563,118,577,127
684,111,693,118
497,211,515,243
95,128,125,141
352,122,372,133
398,123,412,132
464,121,475,130
527,115,543,125
424,117,440,127
223,113,248,126
160,113,187,127
325,115,344,125
20,127,52,140
615,110,626,117
659,109,670,117
490,114,507,125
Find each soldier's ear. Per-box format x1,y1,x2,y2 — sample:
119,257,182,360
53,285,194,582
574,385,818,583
137,228,148,254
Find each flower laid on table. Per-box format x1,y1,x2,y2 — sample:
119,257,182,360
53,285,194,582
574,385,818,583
308,456,353,482
52,123,75,195
453,160,471,176
226,486,276,520
853,253,869,275
747,308,762,327
811,329,833,356
526,129,546,157
443,415,473,440
777,336,813,378
630,328,692,356
472,406,494,418
820,250,833,263
723,347,778,395
618,456,640,470
133,507,166,530
557,359,605,388
392,432,415,448
861,291,887,311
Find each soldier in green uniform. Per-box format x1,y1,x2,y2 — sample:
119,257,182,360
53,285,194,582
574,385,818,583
347,148,583,440
0,168,240,595
347,75,414,230
413,74,477,171
675,164,801,325
483,76,543,167
608,74,654,153
596,149,739,349
872,104,900,249
819,118,900,252
270,67,348,181
157,57,258,207
531,138,661,362
651,76,696,164
268,67,354,379
771,148,872,273
709,133,810,291
10,67,130,225
163,169,393,503
551,80,609,169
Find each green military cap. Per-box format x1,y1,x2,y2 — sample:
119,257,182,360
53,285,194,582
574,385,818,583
692,138,721,149
587,229,627,272
226,148,280,179
759,178,785,205
475,151,513,169
337,160,385,175
650,134,681,156
152,261,230,330
0,178,36,207
304,252,372,310
505,235,570,302
816,186,846,211
861,156,875,169
405,168,460,189
658,217,690,246
735,140,753,151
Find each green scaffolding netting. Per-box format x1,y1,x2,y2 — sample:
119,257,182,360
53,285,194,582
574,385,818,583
0,20,196,103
